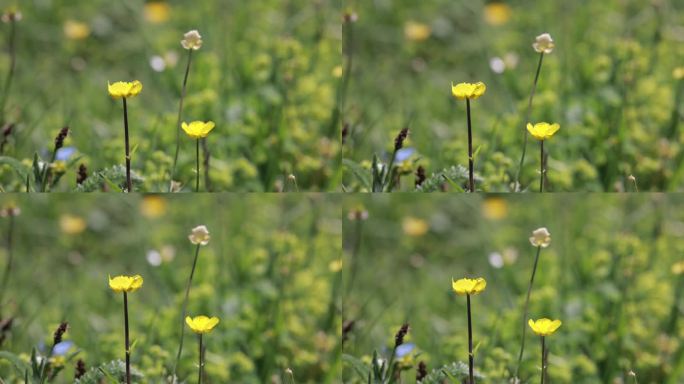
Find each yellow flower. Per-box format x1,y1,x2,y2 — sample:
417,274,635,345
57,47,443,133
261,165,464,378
484,3,512,26
533,33,555,54
332,65,343,78
185,315,220,334
528,318,562,336
672,261,684,275
404,21,431,42
108,275,143,293
63,20,90,40
402,217,429,237
181,121,215,139
108,81,143,99
451,82,486,100
188,225,210,245
452,277,487,296
59,214,86,235
329,259,343,272
674,67,684,80
482,197,508,220
529,227,551,247
140,196,167,218
144,2,170,24
181,30,203,50
526,122,560,141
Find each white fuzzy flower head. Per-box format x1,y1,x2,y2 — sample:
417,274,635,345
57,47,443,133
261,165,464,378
181,30,203,50
532,33,554,54
529,227,551,248
189,225,210,245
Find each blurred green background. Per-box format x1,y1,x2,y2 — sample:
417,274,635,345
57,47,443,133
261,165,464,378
0,194,341,383
343,194,684,383
0,0,341,192
342,0,684,192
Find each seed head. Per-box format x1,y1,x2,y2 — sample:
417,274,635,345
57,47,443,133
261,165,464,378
53,322,68,345
394,127,409,151
394,323,410,348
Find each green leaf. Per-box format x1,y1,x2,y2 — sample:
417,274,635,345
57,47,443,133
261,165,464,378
342,353,370,382
343,159,371,191
0,156,29,180
0,351,30,375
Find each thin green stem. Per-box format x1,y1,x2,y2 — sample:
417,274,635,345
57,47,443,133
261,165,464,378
122,98,132,192
540,336,546,384
0,215,14,306
40,149,57,193
0,19,17,125
124,292,131,384
198,334,203,384
467,294,474,384
195,139,200,192
539,140,545,193
466,98,474,192
171,50,193,189
173,244,202,378
515,246,542,380
515,52,545,191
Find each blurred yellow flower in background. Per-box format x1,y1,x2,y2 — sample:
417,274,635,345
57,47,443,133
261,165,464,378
186,315,220,334
144,2,170,24
59,214,86,235
452,277,487,296
140,195,167,218
484,2,512,26
108,274,143,293
674,67,684,80
402,217,428,237
329,259,343,272
672,261,684,275
528,318,562,336
63,20,90,40
482,197,508,220
526,122,560,141
332,65,343,78
181,121,215,139
404,21,431,42
451,82,486,100
108,81,143,99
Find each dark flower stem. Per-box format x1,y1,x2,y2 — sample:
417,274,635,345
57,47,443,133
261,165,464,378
171,50,193,189
466,98,474,192
202,138,211,192
540,140,545,193
0,215,14,305
515,52,545,191
515,245,542,380
467,293,474,384
122,98,132,192
0,18,17,125
173,244,201,377
198,334,203,384
195,139,200,192
540,336,546,384
123,292,131,384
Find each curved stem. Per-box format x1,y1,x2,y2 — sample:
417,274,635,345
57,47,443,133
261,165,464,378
173,244,202,377
515,52,545,191
122,98,132,192
514,246,542,379
123,292,131,384
171,50,193,189
467,294,474,384
466,98,474,192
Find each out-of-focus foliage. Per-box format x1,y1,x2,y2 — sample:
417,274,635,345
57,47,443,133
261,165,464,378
0,194,341,383
342,0,684,192
343,194,684,383
0,0,341,191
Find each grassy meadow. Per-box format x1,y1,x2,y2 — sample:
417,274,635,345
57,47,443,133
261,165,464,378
342,194,684,383
342,0,684,192
0,194,342,383
0,0,340,192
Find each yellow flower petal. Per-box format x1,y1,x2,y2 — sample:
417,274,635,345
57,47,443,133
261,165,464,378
451,277,487,296
108,80,143,99
186,315,220,334
528,318,562,336
108,274,144,293
451,82,487,100
527,122,560,141
181,121,215,139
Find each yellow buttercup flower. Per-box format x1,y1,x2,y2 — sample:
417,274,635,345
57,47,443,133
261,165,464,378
526,122,560,141
452,277,487,296
404,21,431,42
484,3,512,26
674,67,684,80
528,318,562,336
144,2,170,24
108,275,144,293
186,315,220,334
451,82,486,100
63,20,90,40
181,121,215,139
108,81,143,99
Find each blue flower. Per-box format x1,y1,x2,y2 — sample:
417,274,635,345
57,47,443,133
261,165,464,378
52,341,73,356
395,342,415,358
395,148,416,163
56,147,77,161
